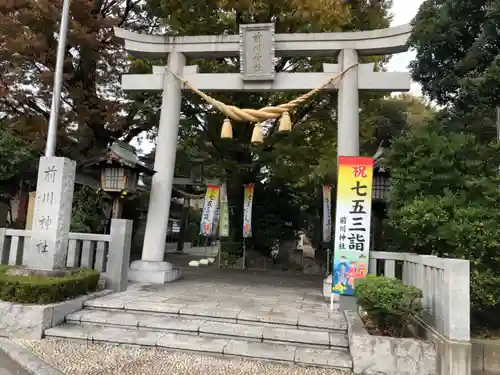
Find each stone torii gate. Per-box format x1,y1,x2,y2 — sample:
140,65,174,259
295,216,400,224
114,23,412,284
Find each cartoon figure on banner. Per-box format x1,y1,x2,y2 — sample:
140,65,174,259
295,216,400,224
346,254,368,289
333,255,350,293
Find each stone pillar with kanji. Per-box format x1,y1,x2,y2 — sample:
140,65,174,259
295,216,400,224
24,157,76,270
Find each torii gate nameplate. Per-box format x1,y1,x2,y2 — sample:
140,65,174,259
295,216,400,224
240,23,275,81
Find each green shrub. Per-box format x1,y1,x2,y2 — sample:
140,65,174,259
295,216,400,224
470,268,500,331
385,127,500,329
355,275,423,337
0,265,99,304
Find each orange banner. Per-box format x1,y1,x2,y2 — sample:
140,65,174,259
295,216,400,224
243,184,254,238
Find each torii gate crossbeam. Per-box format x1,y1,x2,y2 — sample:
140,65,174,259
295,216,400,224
114,24,411,58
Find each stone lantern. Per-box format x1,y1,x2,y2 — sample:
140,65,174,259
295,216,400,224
84,141,155,218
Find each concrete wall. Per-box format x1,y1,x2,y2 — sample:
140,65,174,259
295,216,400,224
472,339,500,374
345,310,436,375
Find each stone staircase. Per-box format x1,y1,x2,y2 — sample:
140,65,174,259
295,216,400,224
45,299,353,370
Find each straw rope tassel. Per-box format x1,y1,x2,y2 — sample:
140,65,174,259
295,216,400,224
251,123,264,144
162,63,358,142
221,118,233,139
278,111,292,132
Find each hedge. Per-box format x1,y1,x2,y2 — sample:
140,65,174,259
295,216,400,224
0,265,99,304
355,274,423,337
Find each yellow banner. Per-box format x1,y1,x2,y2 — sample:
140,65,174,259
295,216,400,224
332,156,374,296
200,185,220,236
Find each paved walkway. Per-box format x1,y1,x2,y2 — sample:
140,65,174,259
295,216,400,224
91,267,332,320
0,350,30,375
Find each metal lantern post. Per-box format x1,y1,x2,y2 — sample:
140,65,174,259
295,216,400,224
371,166,390,252
372,168,390,201
101,165,139,218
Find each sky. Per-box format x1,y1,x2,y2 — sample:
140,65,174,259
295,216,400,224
387,0,425,95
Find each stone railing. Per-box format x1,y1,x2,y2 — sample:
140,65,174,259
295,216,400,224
0,219,132,292
369,251,470,342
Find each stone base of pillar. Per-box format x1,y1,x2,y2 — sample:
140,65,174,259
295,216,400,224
128,260,182,284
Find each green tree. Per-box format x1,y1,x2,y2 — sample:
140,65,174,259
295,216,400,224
0,0,151,159
71,186,107,233
0,127,38,196
360,93,436,154
406,0,500,328
386,122,500,329
409,0,500,138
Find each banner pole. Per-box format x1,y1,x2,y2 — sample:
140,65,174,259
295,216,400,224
242,237,246,269
330,232,335,276
326,248,331,277
204,236,208,258
217,243,221,268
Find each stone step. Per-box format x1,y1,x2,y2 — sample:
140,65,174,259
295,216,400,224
66,309,348,349
44,323,352,369
83,299,347,332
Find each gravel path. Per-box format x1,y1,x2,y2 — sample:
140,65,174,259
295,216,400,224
16,339,352,375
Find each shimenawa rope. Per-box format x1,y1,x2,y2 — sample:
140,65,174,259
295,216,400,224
162,62,358,142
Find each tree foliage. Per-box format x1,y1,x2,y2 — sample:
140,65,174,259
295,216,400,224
386,122,500,328
0,127,38,196
0,0,152,159
410,0,500,116
405,0,500,328
71,186,107,233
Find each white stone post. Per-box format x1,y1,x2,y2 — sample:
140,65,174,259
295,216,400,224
337,49,359,157
0,228,8,264
24,157,76,270
105,219,133,292
128,52,185,284
443,258,470,341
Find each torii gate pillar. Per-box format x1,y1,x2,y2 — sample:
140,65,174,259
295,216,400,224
338,49,359,156
128,52,185,283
